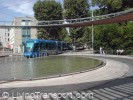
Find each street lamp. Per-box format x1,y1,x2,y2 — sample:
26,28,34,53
91,8,94,54
26,16,29,40
90,0,95,54
90,1,99,54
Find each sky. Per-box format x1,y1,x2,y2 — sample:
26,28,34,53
0,0,64,21
0,0,97,21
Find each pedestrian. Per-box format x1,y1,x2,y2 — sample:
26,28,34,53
100,47,103,54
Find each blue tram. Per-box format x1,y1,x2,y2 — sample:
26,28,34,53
23,39,70,58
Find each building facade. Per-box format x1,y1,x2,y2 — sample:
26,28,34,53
9,17,37,53
0,28,10,48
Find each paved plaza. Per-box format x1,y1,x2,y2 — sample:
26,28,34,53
0,53,133,100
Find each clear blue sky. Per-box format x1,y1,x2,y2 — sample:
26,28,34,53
0,0,97,21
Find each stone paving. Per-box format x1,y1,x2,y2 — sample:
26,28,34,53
1,76,133,100
0,53,132,100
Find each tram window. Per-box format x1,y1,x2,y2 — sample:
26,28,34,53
53,43,56,49
49,43,52,50
46,42,56,50
46,43,50,50
46,43,49,50
33,43,39,52
58,43,61,50
50,43,53,49
51,43,54,49
48,43,50,50
40,43,45,51
49,43,51,50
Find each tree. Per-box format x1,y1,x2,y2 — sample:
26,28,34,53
122,0,133,9
94,24,123,50
92,0,123,14
92,0,133,14
120,22,133,54
33,0,63,40
64,0,89,19
93,22,133,54
91,0,133,55
34,0,63,20
64,0,90,46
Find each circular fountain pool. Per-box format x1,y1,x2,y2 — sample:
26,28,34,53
0,56,102,81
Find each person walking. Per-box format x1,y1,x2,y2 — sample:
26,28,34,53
100,47,103,54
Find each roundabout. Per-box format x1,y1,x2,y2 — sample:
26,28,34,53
0,54,132,100
0,54,129,90
0,1,132,99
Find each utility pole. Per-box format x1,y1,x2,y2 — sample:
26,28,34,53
91,9,94,54
26,16,29,40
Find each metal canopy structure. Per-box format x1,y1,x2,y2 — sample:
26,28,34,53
0,9,133,28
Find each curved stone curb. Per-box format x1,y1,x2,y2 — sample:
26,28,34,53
61,52,133,60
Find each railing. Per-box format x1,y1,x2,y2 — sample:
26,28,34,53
38,8,133,26
0,8,133,28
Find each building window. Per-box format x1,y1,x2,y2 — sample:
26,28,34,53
7,28,10,32
21,28,31,43
21,20,30,26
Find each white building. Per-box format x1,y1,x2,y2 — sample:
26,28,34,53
0,28,10,48
9,17,37,53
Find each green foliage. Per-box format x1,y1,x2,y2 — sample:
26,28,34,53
33,0,63,20
92,0,133,15
91,0,133,55
37,28,51,39
93,22,133,54
64,0,89,45
111,0,122,9
33,0,63,40
64,0,89,19
120,0,133,11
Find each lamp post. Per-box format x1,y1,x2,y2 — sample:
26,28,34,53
89,0,95,54
91,8,94,54
26,16,29,40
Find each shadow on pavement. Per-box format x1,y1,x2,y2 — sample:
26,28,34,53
84,76,133,100
0,76,132,100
